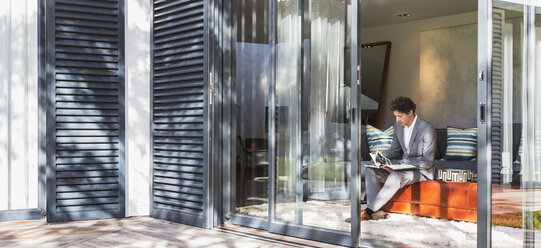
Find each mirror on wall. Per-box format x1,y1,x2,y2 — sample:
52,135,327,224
360,41,391,127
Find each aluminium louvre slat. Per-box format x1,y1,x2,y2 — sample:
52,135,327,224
56,110,119,116
153,184,204,196
55,52,119,62
57,191,119,200
154,30,204,46
154,6,204,25
153,203,202,215
153,138,203,145
56,171,119,179
56,39,119,50
154,60,205,73
56,163,119,170
56,33,117,44
56,204,120,213
56,0,118,10
55,11,118,24
154,104,205,111
154,151,204,160
56,117,119,123
153,96,204,104
55,45,119,56
155,67,204,80
56,184,120,192
154,88,203,97
56,88,119,95
154,36,204,51
153,179,203,190
56,18,119,30
153,164,204,173
56,4,119,17
154,171,203,182
154,0,202,17
153,74,203,84
153,192,203,203
56,197,119,207
56,81,119,89
153,158,203,167
55,74,119,83
154,22,204,39
154,14,205,33
154,52,203,64
153,81,203,89
56,137,119,144
56,24,119,37
56,62,119,71
153,199,202,212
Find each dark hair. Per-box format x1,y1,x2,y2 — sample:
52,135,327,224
390,96,416,114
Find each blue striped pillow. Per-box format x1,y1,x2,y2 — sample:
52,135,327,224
366,124,394,153
443,127,478,161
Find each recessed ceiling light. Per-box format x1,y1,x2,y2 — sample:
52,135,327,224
396,13,411,17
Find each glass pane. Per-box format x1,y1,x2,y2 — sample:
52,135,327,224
360,0,478,246
274,0,352,232
491,1,541,247
232,0,270,217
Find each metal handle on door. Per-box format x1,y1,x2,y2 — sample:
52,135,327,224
480,102,485,124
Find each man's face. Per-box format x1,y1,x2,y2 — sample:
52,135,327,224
393,110,415,127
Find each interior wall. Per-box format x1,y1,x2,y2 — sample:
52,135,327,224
362,12,478,129
125,0,150,217
0,0,39,211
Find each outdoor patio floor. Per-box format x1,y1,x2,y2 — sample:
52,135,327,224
0,216,344,248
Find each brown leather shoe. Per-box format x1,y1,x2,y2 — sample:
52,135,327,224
345,210,373,223
372,210,389,220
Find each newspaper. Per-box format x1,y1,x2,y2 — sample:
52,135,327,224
366,152,417,171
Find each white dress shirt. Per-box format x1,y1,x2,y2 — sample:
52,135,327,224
403,115,418,154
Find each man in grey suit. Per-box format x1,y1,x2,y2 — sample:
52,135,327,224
362,96,436,221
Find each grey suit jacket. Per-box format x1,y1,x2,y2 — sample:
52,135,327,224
381,116,437,180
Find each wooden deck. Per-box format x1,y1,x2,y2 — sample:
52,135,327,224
0,216,341,248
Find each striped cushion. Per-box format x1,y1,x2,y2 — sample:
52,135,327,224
366,124,394,153
443,127,478,161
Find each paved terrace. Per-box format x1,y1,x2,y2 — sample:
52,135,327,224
0,216,348,248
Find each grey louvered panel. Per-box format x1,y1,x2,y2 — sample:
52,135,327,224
47,0,124,222
491,10,504,184
151,0,208,228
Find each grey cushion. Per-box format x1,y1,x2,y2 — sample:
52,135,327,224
435,160,477,172
435,129,447,160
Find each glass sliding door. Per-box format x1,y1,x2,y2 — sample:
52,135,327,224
226,0,359,246
269,0,359,246
229,0,271,223
489,1,541,247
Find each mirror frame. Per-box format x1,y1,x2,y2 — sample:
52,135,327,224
361,41,391,128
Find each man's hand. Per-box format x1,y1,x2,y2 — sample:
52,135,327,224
382,166,394,173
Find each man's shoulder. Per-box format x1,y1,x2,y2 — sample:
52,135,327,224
416,117,436,133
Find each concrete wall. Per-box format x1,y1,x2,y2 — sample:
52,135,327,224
362,12,479,129
0,0,39,211
125,0,151,217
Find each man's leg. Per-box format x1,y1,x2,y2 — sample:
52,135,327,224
364,167,390,208
368,170,423,212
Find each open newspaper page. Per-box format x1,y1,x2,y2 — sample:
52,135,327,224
366,152,417,171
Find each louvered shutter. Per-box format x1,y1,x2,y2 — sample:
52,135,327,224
491,9,505,184
46,0,125,222
150,0,209,228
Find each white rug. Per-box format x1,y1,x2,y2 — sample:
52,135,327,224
236,201,534,247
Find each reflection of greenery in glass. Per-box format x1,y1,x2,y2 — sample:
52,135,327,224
492,211,541,229
276,156,347,192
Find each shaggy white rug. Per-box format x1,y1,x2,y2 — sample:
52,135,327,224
236,201,536,247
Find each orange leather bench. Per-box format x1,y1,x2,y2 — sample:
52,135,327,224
381,180,477,222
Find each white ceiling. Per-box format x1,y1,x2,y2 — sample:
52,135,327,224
361,0,478,28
